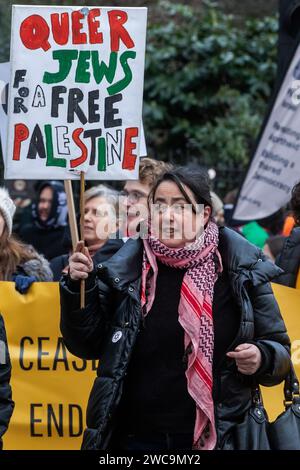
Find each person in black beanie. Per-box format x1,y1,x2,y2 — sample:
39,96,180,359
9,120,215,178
19,181,69,261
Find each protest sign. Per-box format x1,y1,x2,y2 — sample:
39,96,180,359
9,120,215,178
5,6,147,180
234,43,300,221
1,60,147,166
0,61,9,157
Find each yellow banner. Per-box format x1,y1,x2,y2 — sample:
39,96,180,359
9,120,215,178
262,283,300,421
1,282,96,450
0,281,299,449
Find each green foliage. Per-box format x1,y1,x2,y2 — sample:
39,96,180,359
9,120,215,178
144,0,278,181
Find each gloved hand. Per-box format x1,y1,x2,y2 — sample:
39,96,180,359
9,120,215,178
13,275,37,294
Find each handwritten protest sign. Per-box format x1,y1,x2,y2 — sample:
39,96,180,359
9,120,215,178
0,62,9,157
5,6,147,180
1,60,147,164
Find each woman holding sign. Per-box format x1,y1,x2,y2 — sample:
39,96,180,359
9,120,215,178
60,167,291,451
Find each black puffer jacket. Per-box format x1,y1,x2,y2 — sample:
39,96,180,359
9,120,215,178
50,238,124,281
60,227,291,450
0,315,14,450
274,227,300,288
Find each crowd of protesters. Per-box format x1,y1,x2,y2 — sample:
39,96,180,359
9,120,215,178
0,157,299,450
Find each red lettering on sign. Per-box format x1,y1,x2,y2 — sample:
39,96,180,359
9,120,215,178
108,10,135,52
123,127,138,170
13,123,29,161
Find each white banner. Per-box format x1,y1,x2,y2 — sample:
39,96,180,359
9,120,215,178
5,6,147,180
0,61,9,157
1,60,146,166
234,44,300,220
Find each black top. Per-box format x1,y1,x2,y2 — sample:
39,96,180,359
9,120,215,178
212,269,240,370
117,260,196,434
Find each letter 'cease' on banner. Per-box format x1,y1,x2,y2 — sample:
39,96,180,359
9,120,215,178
5,5,147,180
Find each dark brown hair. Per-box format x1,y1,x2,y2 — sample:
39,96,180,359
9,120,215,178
149,166,213,212
0,225,36,280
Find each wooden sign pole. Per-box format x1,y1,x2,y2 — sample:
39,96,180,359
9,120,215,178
64,180,79,251
80,171,85,309
64,176,85,308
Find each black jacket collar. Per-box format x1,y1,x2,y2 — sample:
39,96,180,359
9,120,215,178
96,238,143,290
96,228,282,291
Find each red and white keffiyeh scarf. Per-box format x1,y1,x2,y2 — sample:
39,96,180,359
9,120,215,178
141,220,222,450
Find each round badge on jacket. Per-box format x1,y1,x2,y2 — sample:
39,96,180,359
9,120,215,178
112,331,123,343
